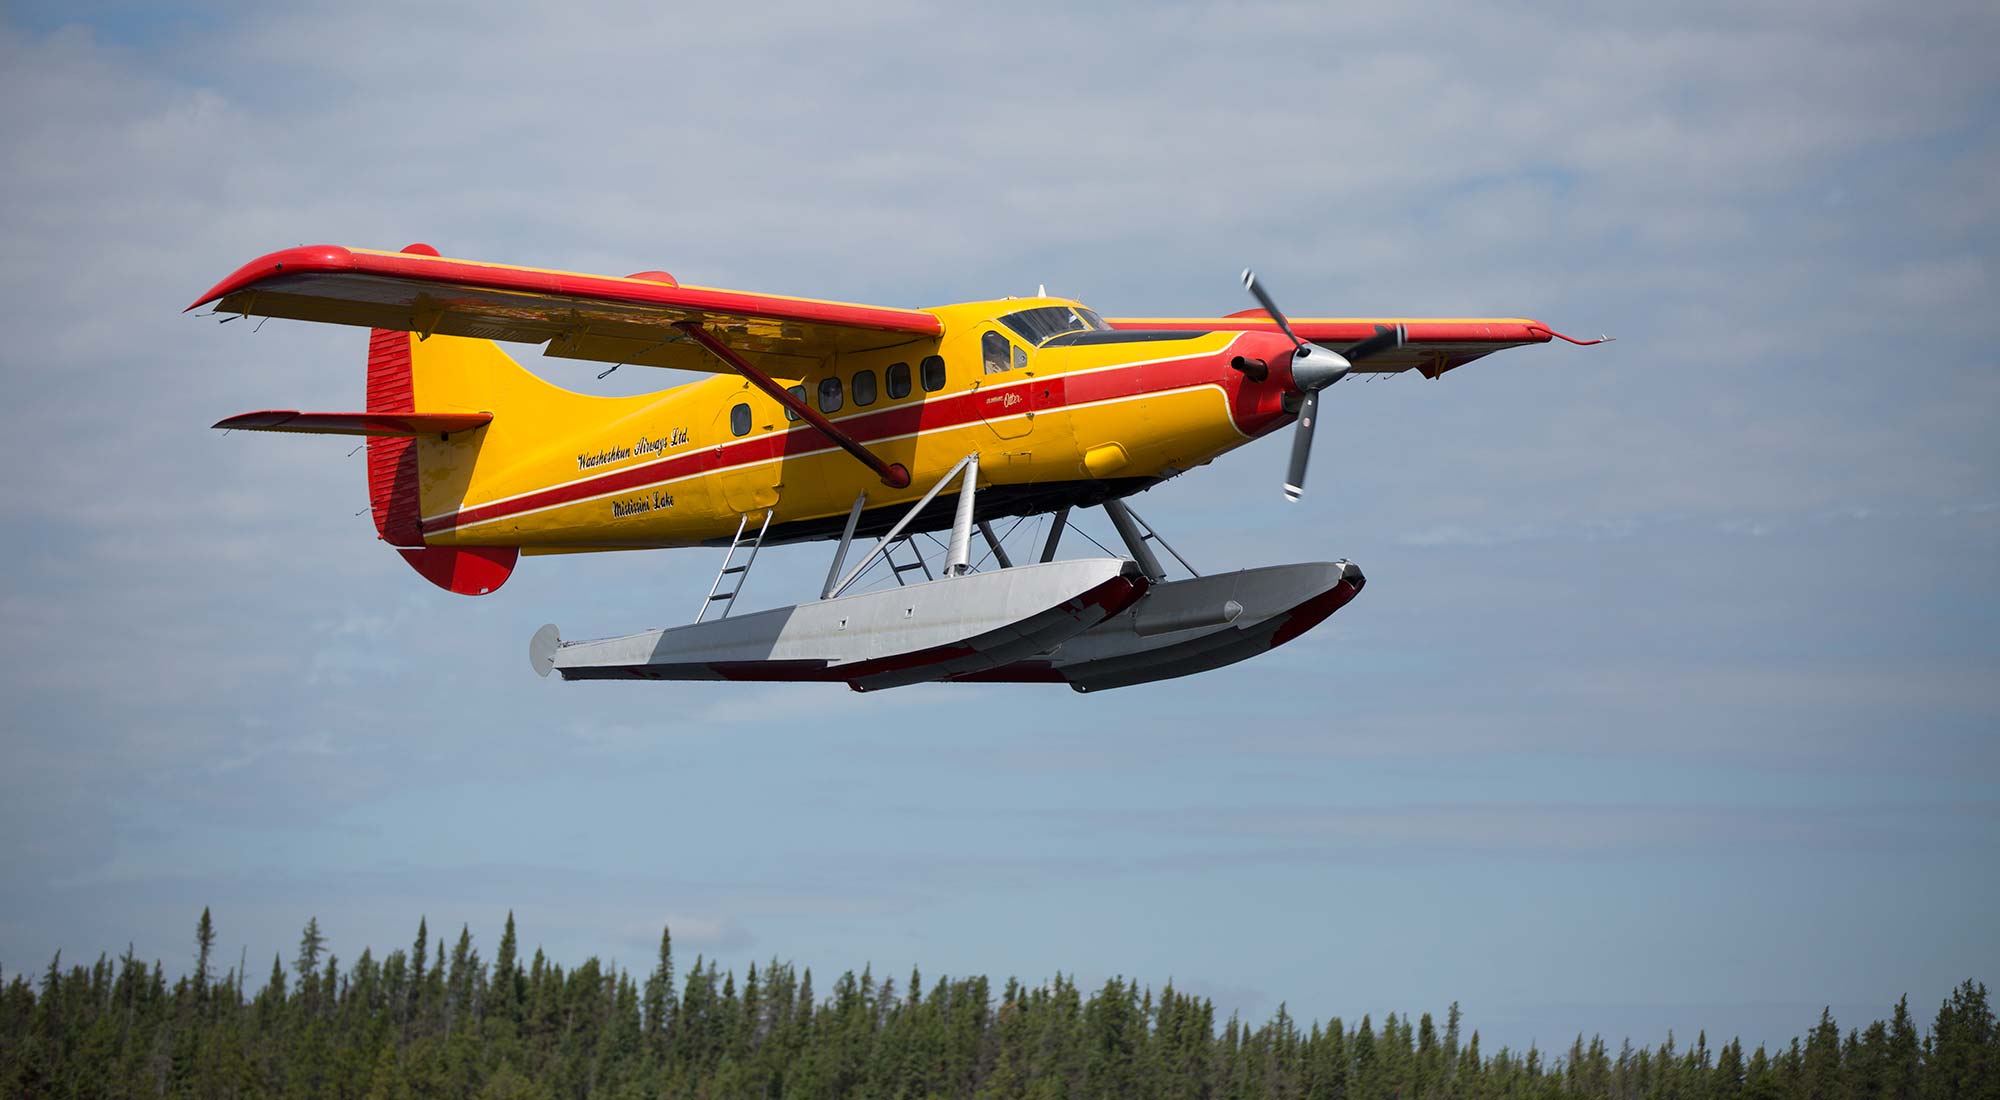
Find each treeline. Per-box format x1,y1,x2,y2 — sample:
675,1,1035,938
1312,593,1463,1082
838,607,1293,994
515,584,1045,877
1,909,1993,1100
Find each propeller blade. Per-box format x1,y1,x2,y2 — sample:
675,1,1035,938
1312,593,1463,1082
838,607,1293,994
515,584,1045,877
1241,269,1301,348
1283,389,1319,502
1342,323,1406,363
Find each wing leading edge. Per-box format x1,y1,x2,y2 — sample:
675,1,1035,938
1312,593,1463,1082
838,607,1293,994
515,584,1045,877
189,244,944,376
1105,312,1604,378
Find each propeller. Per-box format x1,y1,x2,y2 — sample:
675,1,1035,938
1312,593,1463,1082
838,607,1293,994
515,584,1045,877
1241,269,1405,501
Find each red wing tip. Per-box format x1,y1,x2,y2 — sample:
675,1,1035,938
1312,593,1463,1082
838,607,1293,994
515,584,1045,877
187,244,357,312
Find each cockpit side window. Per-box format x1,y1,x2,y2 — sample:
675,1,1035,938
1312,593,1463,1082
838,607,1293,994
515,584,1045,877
982,331,1014,375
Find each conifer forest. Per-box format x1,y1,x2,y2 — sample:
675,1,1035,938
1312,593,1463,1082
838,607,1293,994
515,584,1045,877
2,910,1993,1100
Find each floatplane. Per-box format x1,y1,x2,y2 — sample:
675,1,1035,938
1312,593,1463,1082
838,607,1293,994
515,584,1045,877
194,244,1600,691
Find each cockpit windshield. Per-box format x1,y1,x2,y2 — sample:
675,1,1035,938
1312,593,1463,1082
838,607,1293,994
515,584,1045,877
999,305,1110,346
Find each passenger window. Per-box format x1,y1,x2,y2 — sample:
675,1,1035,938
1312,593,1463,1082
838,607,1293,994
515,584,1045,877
886,361,912,399
982,331,1012,374
818,376,843,414
1013,345,1029,372
785,384,806,422
921,355,947,392
729,402,751,437
853,369,878,407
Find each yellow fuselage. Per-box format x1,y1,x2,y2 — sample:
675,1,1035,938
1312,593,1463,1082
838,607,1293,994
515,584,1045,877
409,299,1303,551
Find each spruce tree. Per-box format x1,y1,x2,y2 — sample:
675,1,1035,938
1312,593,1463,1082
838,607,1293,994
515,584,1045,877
1891,996,1924,1100
1926,981,1995,1100
411,917,428,992
642,923,673,1044
1717,1038,1746,1100
1804,1008,1843,1100
295,917,326,983
1445,1003,1462,1077
446,924,475,1031
1355,1014,1380,1100
492,911,522,1027
193,908,215,1000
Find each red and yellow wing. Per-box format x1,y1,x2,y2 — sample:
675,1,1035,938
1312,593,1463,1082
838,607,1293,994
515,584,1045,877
1105,311,1600,378
189,244,943,374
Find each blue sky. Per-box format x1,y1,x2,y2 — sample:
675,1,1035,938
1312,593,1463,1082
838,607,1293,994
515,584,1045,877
1,0,1994,1054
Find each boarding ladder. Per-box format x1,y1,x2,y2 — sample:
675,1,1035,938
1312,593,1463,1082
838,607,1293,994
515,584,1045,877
883,536,934,585
695,510,772,623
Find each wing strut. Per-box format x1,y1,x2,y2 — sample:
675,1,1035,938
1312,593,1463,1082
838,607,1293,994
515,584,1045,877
674,322,912,489
828,453,980,599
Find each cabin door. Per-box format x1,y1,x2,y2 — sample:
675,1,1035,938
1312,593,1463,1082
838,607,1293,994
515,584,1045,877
976,328,1035,441
710,392,782,516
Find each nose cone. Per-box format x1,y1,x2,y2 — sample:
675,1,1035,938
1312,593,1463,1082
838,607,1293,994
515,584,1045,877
1287,342,1353,392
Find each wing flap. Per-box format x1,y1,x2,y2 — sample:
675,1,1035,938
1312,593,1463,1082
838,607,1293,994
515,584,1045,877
213,410,493,437
190,245,943,374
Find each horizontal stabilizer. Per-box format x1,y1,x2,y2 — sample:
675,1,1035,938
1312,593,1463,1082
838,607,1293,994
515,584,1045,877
213,409,492,437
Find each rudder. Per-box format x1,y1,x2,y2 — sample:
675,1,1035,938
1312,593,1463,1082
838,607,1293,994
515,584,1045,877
365,326,425,547
366,319,519,597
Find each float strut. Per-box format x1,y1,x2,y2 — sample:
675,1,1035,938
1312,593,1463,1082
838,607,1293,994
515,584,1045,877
1039,506,1070,563
1103,499,1166,582
977,520,1012,569
830,454,978,599
821,491,868,600
946,455,980,576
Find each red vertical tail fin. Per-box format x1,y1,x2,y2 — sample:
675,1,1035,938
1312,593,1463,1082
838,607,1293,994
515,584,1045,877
365,326,425,547
365,282,517,596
